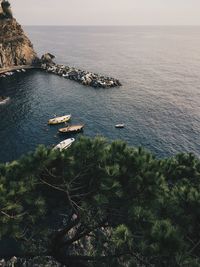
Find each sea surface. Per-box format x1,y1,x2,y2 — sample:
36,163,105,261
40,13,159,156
1,26,200,162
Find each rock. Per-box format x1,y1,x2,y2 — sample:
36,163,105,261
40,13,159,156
41,53,55,64
0,0,13,19
9,256,17,267
0,1,38,70
0,259,6,267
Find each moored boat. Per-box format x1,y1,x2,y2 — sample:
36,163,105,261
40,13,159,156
0,96,10,105
59,124,84,134
53,138,75,151
48,114,71,125
115,124,125,128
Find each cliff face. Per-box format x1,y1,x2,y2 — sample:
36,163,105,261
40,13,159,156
0,18,38,70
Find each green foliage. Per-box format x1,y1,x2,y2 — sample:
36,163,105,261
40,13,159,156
0,136,200,267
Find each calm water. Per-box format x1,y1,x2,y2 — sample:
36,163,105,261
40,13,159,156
1,26,200,162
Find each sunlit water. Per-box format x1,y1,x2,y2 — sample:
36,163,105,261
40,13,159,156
1,26,200,162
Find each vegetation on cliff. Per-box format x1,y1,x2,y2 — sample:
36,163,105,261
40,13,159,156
0,137,199,266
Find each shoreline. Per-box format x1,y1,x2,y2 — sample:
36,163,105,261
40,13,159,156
0,62,121,88
0,65,40,74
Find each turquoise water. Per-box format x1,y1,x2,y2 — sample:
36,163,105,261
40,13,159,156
1,26,200,162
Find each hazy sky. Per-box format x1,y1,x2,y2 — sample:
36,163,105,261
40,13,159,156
11,0,200,26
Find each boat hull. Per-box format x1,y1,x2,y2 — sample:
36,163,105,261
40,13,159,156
59,124,84,134
0,97,10,105
48,115,71,125
115,124,125,129
53,138,75,150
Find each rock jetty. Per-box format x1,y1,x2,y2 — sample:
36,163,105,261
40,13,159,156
41,58,121,88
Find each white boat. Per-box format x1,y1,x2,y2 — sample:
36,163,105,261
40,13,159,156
115,124,125,128
48,114,71,125
5,72,13,76
53,138,75,151
0,96,10,105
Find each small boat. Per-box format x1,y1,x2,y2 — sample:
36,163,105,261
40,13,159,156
5,72,14,76
59,124,84,134
0,96,10,105
115,124,125,129
53,138,75,151
48,114,71,125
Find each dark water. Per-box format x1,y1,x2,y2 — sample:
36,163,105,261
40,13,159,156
1,26,200,162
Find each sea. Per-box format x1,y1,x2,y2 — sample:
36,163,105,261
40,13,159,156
1,26,200,163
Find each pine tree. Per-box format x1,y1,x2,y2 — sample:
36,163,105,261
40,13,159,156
0,136,199,266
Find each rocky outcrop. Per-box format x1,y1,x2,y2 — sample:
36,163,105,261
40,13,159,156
0,0,13,19
41,53,55,64
0,13,38,70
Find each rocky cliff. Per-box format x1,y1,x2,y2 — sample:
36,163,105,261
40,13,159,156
0,17,38,70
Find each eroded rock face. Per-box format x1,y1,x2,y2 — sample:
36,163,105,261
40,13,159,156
0,18,38,69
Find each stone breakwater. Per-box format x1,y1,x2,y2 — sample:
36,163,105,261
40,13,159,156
41,63,122,88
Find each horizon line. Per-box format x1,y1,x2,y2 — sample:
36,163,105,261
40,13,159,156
23,24,200,27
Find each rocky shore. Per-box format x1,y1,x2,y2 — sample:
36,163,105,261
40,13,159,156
41,62,121,88
0,257,65,267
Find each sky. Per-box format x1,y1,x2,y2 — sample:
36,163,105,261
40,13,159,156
11,0,200,26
